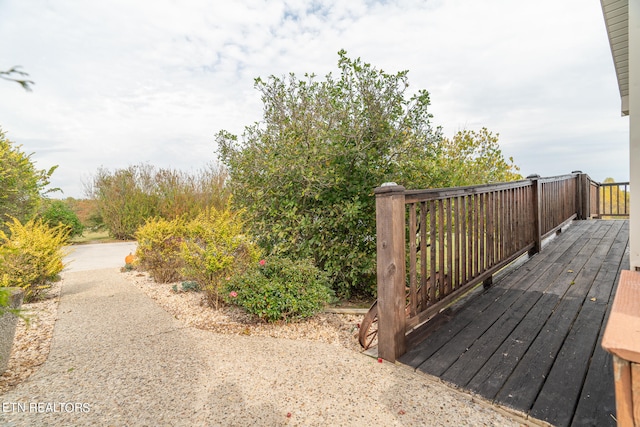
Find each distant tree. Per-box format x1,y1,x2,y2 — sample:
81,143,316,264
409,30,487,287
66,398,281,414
600,177,629,217
40,200,84,238
0,127,57,228
403,127,521,187
87,163,229,240
0,66,34,91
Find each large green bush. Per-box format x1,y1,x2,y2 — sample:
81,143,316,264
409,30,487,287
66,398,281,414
0,217,69,302
180,205,260,308
218,51,521,298
40,199,84,238
135,217,187,283
0,127,58,229
225,256,333,323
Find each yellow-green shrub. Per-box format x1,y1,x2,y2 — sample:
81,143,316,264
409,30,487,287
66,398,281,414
134,217,187,283
180,205,260,308
0,217,70,302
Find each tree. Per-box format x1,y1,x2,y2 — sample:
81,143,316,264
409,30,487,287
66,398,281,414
0,66,34,91
600,177,630,217
87,163,229,240
40,199,85,238
217,51,520,297
402,127,521,188
0,127,57,228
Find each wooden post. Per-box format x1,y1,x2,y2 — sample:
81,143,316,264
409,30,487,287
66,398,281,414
572,171,591,220
375,183,407,362
602,270,640,426
573,171,584,220
582,174,591,219
528,174,542,255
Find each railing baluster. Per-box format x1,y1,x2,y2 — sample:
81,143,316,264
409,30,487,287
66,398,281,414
454,196,461,292
381,172,603,349
429,199,437,304
438,199,445,298
446,198,453,295
409,203,417,317
461,195,467,286
420,202,427,310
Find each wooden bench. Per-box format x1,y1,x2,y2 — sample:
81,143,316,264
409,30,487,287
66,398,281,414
602,270,640,426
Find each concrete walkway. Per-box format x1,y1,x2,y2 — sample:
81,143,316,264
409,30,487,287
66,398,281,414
0,245,523,426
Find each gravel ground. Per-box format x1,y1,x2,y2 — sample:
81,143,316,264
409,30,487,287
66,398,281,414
124,270,364,353
0,267,531,426
0,281,61,395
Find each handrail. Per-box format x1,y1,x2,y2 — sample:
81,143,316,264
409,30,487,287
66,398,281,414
374,172,589,362
596,181,630,218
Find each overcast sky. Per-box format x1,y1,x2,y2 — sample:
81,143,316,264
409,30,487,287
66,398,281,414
0,0,629,198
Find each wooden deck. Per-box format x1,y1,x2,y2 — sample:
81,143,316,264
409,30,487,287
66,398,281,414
398,219,629,426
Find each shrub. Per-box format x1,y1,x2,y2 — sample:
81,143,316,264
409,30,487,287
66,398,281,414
218,52,521,298
134,217,187,283
40,199,84,238
0,127,58,230
87,163,229,240
180,205,260,308
225,256,334,323
0,217,69,302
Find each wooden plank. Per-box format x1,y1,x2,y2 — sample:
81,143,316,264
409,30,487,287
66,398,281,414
572,255,627,427
418,222,602,379
404,179,532,203
409,203,417,317
429,200,437,305
529,300,609,427
374,184,407,362
531,177,542,254
461,196,467,285
500,190,505,261
473,194,479,278
400,220,597,369
466,293,559,399
420,202,428,309
463,226,599,399
633,363,640,425
440,286,547,386
454,197,461,291
417,286,535,378
493,227,614,411
603,270,640,364
493,299,582,411
466,222,603,399
439,200,445,299
612,356,634,426
479,193,486,274
446,198,453,295
571,325,616,427
488,191,495,267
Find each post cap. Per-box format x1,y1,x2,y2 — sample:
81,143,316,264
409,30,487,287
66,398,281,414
374,183,406,195
526,174,540,179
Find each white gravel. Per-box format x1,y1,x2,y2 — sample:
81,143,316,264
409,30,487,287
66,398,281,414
0,264,531,426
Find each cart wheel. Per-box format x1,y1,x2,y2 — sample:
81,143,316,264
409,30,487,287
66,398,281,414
359,301,378,350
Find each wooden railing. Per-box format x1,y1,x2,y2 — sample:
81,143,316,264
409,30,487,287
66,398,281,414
374,172,591,362
593,181,630,218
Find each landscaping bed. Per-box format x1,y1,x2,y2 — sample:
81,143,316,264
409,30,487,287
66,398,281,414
123,270,364,353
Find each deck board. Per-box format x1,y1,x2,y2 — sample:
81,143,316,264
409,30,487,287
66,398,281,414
398,220,629,426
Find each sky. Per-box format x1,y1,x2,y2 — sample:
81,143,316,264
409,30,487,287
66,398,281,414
0,0,630,199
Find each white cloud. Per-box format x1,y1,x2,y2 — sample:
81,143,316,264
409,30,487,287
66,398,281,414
0,0,629,197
